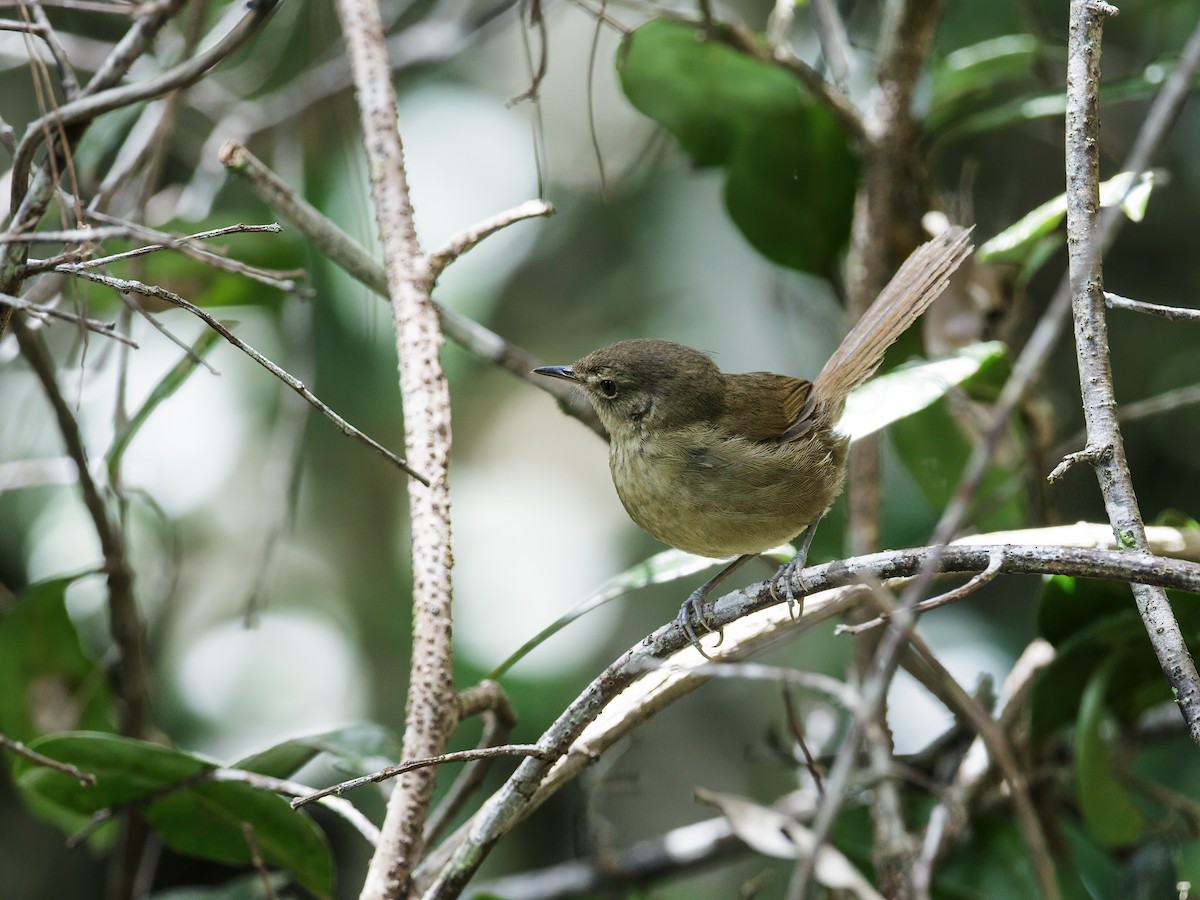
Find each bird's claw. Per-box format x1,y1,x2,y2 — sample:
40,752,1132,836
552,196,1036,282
769,558,807,621
678,589,722,659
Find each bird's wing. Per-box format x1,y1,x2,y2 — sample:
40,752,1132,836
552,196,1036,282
718,373,816,443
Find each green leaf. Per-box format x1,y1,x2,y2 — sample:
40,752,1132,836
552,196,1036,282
934,814,1045,898
234,723,401,779
1031,614,1138,742
879,344,1025,532
152,872,289,899
978,172,1157,265
617,19,857,273
0,577,115,747
1074,659,1146,846
15,733,333,898
933,58,1187,145
1116,842,1177,900
617,20,806,167
145,778,332,899
1037,575,1134,647
839,342,1007,441
929,35,1048,126
723,104,858,272
490,544,796,679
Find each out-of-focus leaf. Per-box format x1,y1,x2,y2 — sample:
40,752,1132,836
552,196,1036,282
934,58,1183,144
978,172,1157,265
234,724,401,779
15,733,333,898
1032,577,1190,739
839,342,1006,441
617,19,806,167
695,788,885,899
934,815,1047,898
1037,575,1134,647
1074,659,1146,846
490,544,796,679
1031,614,1137,742
929,35,1047,124
152,872,289,899
0,577,115,747
1060,815,1122,900
107,328,223,483
723,104,857,272
883,343,1025,532
145,778,332,899
618,18,856,273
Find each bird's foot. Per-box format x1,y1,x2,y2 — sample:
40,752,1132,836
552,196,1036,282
769,556,808,621
677,588,723,659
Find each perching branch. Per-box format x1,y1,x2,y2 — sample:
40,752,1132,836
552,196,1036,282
418,538,1200,895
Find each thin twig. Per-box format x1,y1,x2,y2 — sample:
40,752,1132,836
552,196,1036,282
0,226,132,243
53,267,429,485
1046,442,1112,483
25,0,81,99
0,0,136,11
0,732,97,786
293,745,546,809
426,200,555,282
9,0,278,205
836,548,1005,635
0,292,138,347
241,824,279,900
861,584,1057,899
926,7,1200,552
1105,291,1200,323
425,681,520,845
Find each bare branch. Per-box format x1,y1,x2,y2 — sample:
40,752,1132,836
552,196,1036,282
334,0,458,895
0,292,138,347
427,199,555,283
292,745,547,809
1064,0,1200,744
1105,290,1200,323
9,0,277,205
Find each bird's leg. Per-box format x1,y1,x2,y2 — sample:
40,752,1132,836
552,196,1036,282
770,521,819,619
678,553,755,658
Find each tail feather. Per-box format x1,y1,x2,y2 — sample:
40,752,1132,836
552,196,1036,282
813,226,974,413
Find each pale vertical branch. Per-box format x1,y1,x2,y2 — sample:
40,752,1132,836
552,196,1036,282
1064,0,1200,743
333,1,459,898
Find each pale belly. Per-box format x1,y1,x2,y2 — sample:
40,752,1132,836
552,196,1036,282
609,429,848,558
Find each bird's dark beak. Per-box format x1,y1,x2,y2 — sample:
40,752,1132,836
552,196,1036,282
533,365,577,383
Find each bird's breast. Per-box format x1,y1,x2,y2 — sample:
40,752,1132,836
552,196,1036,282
608,425,848,558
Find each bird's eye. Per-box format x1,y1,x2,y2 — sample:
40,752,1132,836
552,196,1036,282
599,379,619,399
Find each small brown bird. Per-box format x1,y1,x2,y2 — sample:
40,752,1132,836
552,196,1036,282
535,227,973,651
